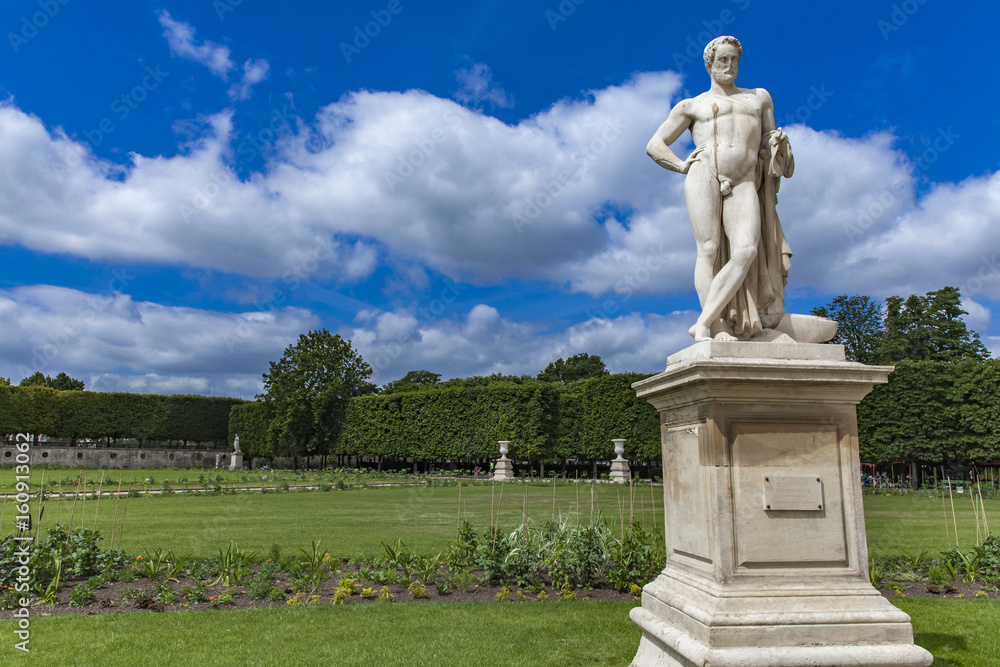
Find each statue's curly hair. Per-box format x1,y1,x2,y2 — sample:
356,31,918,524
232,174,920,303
703,36,742,73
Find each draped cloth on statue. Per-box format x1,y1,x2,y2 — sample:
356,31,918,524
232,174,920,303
715,133,794,339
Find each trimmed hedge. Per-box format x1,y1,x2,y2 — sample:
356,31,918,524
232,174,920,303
228,401,275,458
0,386,243,446
331,375,657,463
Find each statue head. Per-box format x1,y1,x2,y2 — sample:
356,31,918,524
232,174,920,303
703,36,742,83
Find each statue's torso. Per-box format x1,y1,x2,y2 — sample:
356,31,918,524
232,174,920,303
688,88,764,182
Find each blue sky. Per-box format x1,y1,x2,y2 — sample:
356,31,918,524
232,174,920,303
0,0,997,397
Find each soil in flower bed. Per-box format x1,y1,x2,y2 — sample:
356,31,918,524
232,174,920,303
7,569,997,619
6,565,639,618
876,579,999,601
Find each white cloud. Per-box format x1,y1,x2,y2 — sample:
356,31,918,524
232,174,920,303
0,285,318,396
229,58,270,101
453,62,514,109
962,297,992,337
345,303,693,384
0,72,996,309
158,11,233,78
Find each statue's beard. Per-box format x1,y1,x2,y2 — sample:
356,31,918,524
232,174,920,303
714,72,736,84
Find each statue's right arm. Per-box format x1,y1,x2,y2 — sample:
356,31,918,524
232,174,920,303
646,101,696,174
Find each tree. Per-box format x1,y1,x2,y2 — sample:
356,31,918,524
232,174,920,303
381,370,441,394
879,286,989,363
19,372,49,387
811,295,884,364
259,330,376,460
0,377,10,386
19,371,85,390
537,353,609,383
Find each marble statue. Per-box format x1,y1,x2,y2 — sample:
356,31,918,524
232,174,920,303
647,36,835,344
233,434,240,453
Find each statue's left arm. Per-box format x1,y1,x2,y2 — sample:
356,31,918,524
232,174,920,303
758,88,794,179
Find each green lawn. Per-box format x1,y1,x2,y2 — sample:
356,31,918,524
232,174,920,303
3,471,997,559
863,493,999,557
3,599,997,666
3,481,661,558
897,598,1000,667
0,480,998,665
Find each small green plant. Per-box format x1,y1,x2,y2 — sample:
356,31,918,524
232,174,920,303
434,581,451,596
213,541,258,587
68,583,96,607
515,589,527,602
378,586,394,603
629,583,643,600
360,587,375,599
886,582,906,598
249,578,282,600
560,582,576,601
869,560,884,588
210,589,236,606
536,590,548,602
408,580,427,599
121,587,143,603
495,584,511,602
451,567,474,593
153,581,176,604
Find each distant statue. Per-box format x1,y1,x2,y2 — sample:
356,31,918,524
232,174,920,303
647,36,833,343
233,434,240,453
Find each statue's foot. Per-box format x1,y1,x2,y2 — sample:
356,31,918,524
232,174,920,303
689,322,713,342
713,331,737,342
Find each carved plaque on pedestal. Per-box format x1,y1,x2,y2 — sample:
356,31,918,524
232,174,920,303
763,475,824,511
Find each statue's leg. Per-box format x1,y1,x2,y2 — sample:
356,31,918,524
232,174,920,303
690,181,761,340
683,162,722,336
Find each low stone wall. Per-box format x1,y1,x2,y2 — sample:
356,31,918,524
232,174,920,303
0,445,232,469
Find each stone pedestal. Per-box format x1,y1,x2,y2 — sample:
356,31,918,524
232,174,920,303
610,439,631,484
609,458,631,484
229,452,243,470
629,341,932,667
493,458,514,481
494,441,515,481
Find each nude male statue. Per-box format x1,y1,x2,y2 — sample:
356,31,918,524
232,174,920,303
647,36,795,342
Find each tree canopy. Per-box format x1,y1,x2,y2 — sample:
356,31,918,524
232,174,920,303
19,371,85,391
878,287,989,363
811,295,884,364
813,286,996,465
537,353,609,383
259,330,376,458
381,370,441,394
